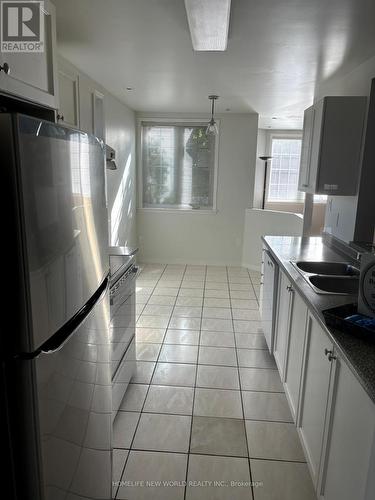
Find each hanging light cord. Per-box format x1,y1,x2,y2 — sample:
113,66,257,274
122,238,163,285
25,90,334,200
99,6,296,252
211,97,215,120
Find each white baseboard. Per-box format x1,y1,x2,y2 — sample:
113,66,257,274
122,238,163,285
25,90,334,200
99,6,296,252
138,257,262,272
241,262,262,272
139,257,243,267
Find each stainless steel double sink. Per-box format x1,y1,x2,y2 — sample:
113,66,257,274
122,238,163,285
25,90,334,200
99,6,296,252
291,261,360,295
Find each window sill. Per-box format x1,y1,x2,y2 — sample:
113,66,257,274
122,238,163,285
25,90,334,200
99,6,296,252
137,207,218,215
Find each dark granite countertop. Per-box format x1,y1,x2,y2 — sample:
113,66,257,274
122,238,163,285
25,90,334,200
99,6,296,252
262,235,375,405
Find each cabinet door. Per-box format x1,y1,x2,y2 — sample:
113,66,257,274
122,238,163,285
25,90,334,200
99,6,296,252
316,97,367,195
273,270,292,379
57,69,79,127
284,290,308,421
298,105,315,192
93,90,105,141
0,0,58,108
307,98,325,193
319,356,375,500
260,250,276,353
298,314,333,487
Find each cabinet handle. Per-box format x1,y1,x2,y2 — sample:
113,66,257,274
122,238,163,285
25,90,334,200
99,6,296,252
286,285,294,293
324,348,336,362
57,113,64,122
302,183,308,187
0,62,10,74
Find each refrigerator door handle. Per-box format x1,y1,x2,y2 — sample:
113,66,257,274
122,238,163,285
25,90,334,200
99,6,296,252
17,275,110,359
40,274,110,355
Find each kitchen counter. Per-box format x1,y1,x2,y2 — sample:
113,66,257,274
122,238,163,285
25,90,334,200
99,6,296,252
262,235,375,405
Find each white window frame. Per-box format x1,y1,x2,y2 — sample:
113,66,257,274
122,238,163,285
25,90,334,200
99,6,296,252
265,131,304,204
137,118,219,214
265,131,327,206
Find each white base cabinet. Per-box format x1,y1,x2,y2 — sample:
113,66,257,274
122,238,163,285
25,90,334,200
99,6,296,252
259,247,278,353
273,270,293,379
297,314,334,487
268,254,375,500
318,356,375,500
284,289,308,421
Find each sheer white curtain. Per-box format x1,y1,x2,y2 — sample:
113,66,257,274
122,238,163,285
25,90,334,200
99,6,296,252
141,123,215,209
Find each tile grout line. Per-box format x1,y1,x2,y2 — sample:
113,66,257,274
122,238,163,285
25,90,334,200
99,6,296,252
227,264,256,500
113,446,307,464
115,408,294,425
183,264,207,500
118,264,305,499
117,264,189,498
115,263,170,498
247,266,261,306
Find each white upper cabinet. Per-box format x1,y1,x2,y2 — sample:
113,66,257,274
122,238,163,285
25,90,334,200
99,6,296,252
93,90,105,141
57,67,79,127
57,57,106,138
0,0,58,109
298,96,367,195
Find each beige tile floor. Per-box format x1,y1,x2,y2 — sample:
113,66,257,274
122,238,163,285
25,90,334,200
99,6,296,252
113,264,317,500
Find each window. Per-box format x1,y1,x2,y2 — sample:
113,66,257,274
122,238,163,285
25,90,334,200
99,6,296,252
267,136,327,204
268,138,303,202
141,122,217,210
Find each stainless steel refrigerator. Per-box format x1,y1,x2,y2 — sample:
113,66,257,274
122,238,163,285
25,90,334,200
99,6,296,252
1,114,112,499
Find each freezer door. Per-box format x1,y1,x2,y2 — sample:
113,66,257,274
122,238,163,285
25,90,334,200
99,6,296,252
16,115,109,351
34,282,112,499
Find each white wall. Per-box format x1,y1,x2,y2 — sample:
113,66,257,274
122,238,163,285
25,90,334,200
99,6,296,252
314,55,375,243
242,209,303,270
136,113,258,265
58,57,137,249
105,98,136,248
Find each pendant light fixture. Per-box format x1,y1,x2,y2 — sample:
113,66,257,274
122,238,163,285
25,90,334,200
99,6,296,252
206,95,219,136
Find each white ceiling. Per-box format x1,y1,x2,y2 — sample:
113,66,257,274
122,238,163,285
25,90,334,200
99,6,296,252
54,0,375,129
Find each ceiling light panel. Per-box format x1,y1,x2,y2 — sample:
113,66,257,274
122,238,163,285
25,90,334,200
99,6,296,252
184,0,231,51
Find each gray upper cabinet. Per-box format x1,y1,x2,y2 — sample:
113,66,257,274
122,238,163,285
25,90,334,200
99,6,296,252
0,0,58,109
298,96,367,195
